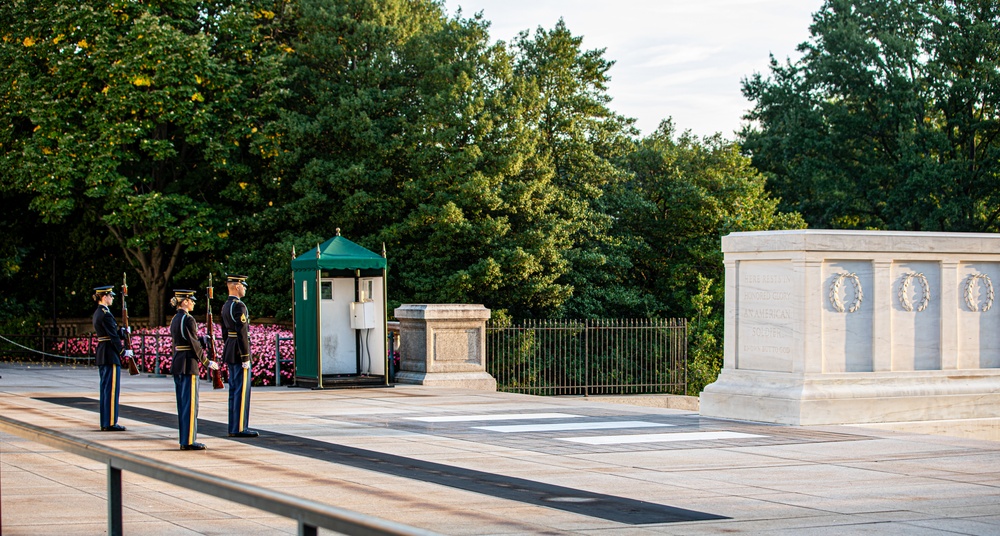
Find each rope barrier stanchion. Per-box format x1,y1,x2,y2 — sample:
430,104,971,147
0,334,96,361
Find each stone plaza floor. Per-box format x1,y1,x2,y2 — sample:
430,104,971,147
1,362,999,535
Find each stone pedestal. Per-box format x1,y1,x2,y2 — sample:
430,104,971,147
701,230,1000,425
393,304,497,390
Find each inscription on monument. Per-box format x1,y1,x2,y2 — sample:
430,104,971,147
738,261,796,372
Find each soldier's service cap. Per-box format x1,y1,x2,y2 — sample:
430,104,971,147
93,285,116,297
173,289,198,301
226,274,249,288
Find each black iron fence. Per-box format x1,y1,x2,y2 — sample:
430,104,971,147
6,317,689,396
486,318,687,396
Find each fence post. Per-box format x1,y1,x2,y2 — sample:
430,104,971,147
275,333,281,387
387,331,395,382
584,319,590,397
108,462,123,536
273,335,294,387
682,319,688,394
150,333,166,377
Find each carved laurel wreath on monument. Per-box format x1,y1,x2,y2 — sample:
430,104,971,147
830,272,863,313
963,273,994,312
898,272,930,312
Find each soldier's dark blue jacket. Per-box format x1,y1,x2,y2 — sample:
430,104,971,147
92,305,123,366
221,296,250,364
170,308,206,375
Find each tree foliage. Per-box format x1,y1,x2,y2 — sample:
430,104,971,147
0,0,289,324
247,3,612,320
371,6,577,319
510,20,642,319
1,0,807,382
615,121,806,391
742,0,1000,231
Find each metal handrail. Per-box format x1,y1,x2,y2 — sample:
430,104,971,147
0,415,440,536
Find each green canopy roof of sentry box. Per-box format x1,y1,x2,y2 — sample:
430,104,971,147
291,233,386,272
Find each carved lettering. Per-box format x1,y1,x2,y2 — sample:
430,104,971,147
737,261,797,372
743,274,794,284
751,327,781,338
742,308,792,319
742,291,794,301
742,344,791,354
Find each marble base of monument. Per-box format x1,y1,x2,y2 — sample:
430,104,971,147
701,369,1000,426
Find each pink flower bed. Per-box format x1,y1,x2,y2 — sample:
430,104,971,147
54,323,295,387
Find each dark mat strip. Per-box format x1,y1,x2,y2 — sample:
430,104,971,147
37,396,727,525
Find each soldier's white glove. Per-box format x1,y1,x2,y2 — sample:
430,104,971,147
125,326,131,334
241,361,250,369
207,361,220,370
123,350,134,358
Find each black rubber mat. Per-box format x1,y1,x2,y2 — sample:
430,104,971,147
37,396,727,525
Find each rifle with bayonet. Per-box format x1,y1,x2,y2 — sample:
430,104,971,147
205,273,225,389
120,273,140,376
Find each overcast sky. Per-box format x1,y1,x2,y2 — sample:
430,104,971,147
443,0,824,139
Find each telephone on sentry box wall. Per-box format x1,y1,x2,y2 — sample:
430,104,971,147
349,290,376,330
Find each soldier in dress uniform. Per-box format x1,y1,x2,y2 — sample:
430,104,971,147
221,274,258,437
93,285,132,431
170,289,220,451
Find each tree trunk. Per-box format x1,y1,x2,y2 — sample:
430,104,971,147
146,276,168,327
136,243,179,326
108,224,183,326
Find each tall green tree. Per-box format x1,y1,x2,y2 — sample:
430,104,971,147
0,0,288,324
380,24,576,319
510,20,641,318
246,0,585,320
742,0,1000,231
238,0,480,317
616,120,806,392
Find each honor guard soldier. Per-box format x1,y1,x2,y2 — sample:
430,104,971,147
170,289,220,450
222,274,258,437
93,285,131,431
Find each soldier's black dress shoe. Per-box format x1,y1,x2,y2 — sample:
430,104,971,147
229,430,259,438
101,425,127,431
180,442,207,450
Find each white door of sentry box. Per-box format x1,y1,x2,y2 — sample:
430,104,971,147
319,278,356,374
355,277,385,375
